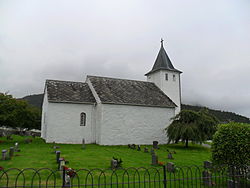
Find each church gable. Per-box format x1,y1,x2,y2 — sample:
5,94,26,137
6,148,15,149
87,75,176,108
46,80,96,104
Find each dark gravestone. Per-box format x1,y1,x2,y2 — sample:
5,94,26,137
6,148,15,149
167,153,173,159
144,147,149,153
82,138,85,149
2,150,7,160
56,151,61,163
151,154,158,165
167,162,175,173
131,144,136,149
9,147,14,158
128,144,131,148
153,141,159,149
111,159,118,169
202,170,212,187
137,145,141,151
204,161,212,169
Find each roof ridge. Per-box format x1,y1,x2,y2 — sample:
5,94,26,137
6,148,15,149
46,79,86,84
87,75,150,83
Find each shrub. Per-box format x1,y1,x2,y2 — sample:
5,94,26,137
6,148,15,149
211,122,250,166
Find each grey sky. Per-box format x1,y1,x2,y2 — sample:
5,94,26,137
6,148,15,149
0,0,250,117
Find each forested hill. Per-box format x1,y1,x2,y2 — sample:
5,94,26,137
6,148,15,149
182,104,250,123
21,94,250,123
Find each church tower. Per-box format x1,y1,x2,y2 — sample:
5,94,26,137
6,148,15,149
145,40,182,114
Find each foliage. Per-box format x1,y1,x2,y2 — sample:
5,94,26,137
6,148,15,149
0,93,41,130
182,104,250,124
211,122,250,166
166,110,218,147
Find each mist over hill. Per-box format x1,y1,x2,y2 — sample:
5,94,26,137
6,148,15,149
21,94,250,124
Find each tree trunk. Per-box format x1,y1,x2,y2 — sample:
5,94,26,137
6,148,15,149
185,139,188,148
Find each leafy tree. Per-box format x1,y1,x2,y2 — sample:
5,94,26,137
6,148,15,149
0,93,41,129
166,110,218,147
211,122,250,166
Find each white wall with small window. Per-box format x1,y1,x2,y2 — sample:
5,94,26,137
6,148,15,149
44,102,96,144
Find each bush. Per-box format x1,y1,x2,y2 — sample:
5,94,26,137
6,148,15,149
211,122,250,166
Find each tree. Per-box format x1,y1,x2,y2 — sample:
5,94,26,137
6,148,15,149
0,93,41,129
166,110,218,147
211,122,250,166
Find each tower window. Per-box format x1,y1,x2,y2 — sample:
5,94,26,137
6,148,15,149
165,74,168,81
80,112,86,126
173,74,176,81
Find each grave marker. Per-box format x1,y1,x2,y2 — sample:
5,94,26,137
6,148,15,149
137,145,141,151
56,151,61,163
14,142,20,152
111,159,118,169
151,153,158,165
167,153,173,159
9,147,14,158
153,141,159,149
144,147,149,153
167,162,175,172
202,170,212,186
2,150,7,160
82,138,85,149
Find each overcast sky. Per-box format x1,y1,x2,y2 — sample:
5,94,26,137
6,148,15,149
0,0,249,117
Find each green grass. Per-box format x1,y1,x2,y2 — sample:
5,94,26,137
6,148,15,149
0,135,211,170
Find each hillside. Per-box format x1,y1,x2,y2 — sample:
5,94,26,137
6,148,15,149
21,94,250,124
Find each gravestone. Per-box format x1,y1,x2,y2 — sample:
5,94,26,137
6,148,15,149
204,161,212,169
56,151,61,163
202,170,212,186
58,158,65,170
167,153,173,159
151,153,158,165
2,150,7,160
128,144,131,148
14,142,20,152
9,147,14,158
111,159,118,169
153,141,159,149
82,138,85,149
131,144,136,149
144,147,149,153
137,145,141,151
150,148,155,155
167,162,175,173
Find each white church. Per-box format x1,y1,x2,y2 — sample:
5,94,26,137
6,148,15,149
41,41,182,145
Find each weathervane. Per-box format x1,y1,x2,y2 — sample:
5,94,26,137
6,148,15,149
161,38,164,46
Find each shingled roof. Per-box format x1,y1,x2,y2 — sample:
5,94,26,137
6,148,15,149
88,76,176,108
145,41,182,75
46,80,96,104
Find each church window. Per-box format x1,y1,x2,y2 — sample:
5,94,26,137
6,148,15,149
173,74,176,81
165,73,168,81
80,112,86,126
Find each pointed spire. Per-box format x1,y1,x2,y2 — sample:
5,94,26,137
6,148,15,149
145,39,182,75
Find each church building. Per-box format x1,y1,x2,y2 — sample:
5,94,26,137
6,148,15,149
41,41,182,145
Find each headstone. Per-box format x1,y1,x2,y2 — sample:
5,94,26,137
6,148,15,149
151,153,158,165
204,161,212,169
153,141,159,149
56,151,61,163
14,142,20,152
137,145,141,151
202,170,212,186
9,147,14,158
111,159,118,169
131,144,136,149
150,148,155,155
167,153,173,159
128,144,131,148
167,162,175,173
2,150,7,160
144,147,149,153
82,138,85,149
58,158,65,170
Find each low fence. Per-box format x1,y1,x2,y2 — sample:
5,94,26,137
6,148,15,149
0,165,249,188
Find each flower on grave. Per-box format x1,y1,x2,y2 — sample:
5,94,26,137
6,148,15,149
64,166,76,178
0,166,4,171
158,161,164,166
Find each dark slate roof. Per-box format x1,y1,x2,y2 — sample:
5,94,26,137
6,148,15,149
145,43,182,75
46,80,96,104
88,76,176,108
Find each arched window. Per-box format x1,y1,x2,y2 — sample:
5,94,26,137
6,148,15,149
80,112,86,126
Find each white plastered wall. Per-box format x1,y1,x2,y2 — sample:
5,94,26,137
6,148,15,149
99,104,175,145
41,89,48,139
45,102,96,144
147,70,181,115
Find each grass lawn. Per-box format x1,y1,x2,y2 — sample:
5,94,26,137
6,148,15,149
0,135,211,170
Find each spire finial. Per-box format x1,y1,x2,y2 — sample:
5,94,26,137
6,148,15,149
161,38,164,47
